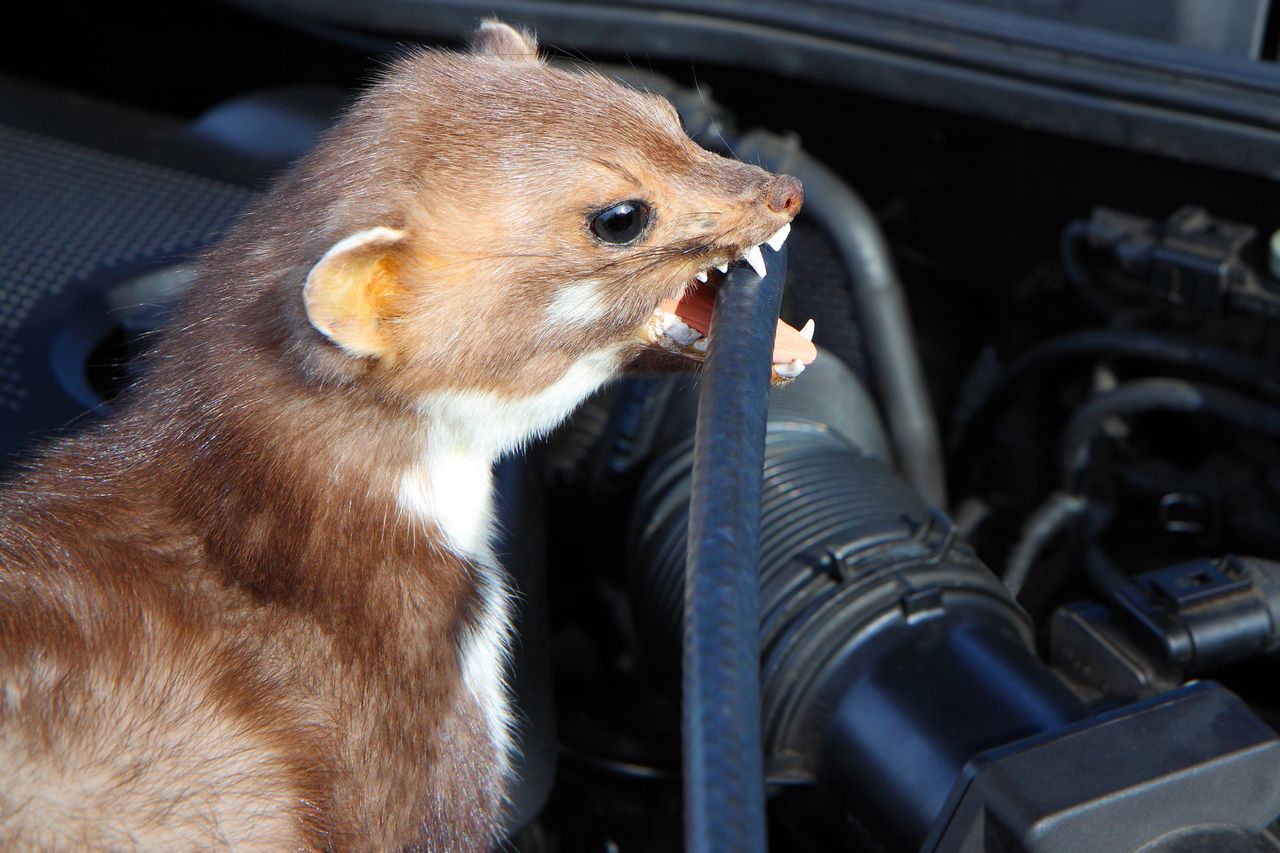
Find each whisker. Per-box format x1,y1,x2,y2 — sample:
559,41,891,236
542,32,592,65
691,70,736,158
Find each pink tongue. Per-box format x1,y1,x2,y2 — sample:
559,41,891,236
660,287,817,365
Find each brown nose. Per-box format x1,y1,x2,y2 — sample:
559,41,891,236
766,175,804,215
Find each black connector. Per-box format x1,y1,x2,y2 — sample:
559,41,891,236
1116,556,1280,674
1072,206,1280,318
1053,555,1280,697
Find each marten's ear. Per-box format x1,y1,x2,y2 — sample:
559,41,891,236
303,227,407,360
467,19,540,62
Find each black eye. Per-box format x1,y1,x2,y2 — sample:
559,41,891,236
591,200,651,244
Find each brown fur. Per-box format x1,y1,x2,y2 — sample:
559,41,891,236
0,21,800,850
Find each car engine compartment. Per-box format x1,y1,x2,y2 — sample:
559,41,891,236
4,2,1280,850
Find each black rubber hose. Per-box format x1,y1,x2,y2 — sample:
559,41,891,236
1083,543,1132,600
951,328,1279,453
734,130,947,508
1060,378,1280,484
1060,219,1112,318
681,244,787,853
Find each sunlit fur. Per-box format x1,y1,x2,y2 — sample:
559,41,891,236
0,20,800,851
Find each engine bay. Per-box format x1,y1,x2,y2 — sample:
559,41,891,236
3,2,1280,850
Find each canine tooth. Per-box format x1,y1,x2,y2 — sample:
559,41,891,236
693,338,709,352
766,223,791,251
743,245,767,278
799,318,815,341
695,270,708,283
774,359,805,378
715,262,729,273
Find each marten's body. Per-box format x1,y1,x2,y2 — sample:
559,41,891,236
0,22,808,850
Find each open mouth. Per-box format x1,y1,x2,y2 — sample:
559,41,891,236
645,223,818,379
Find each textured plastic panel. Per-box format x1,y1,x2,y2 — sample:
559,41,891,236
0,122,252,454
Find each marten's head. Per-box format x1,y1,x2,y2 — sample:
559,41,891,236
214,20,812,449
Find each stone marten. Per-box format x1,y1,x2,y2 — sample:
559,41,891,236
0,20,812,850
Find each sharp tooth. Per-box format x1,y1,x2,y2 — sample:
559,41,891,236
695,270,708,283
715,262,729,273
774,359,805,378
765,223,791,252
666,317,701,346
743,245,766,278
799,318,815,341
692,338,709,352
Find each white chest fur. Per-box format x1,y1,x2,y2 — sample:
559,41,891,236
397,346,623,771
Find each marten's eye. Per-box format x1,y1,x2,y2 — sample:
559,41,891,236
591,201,651,245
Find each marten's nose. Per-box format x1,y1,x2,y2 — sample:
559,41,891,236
766,175,804,216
